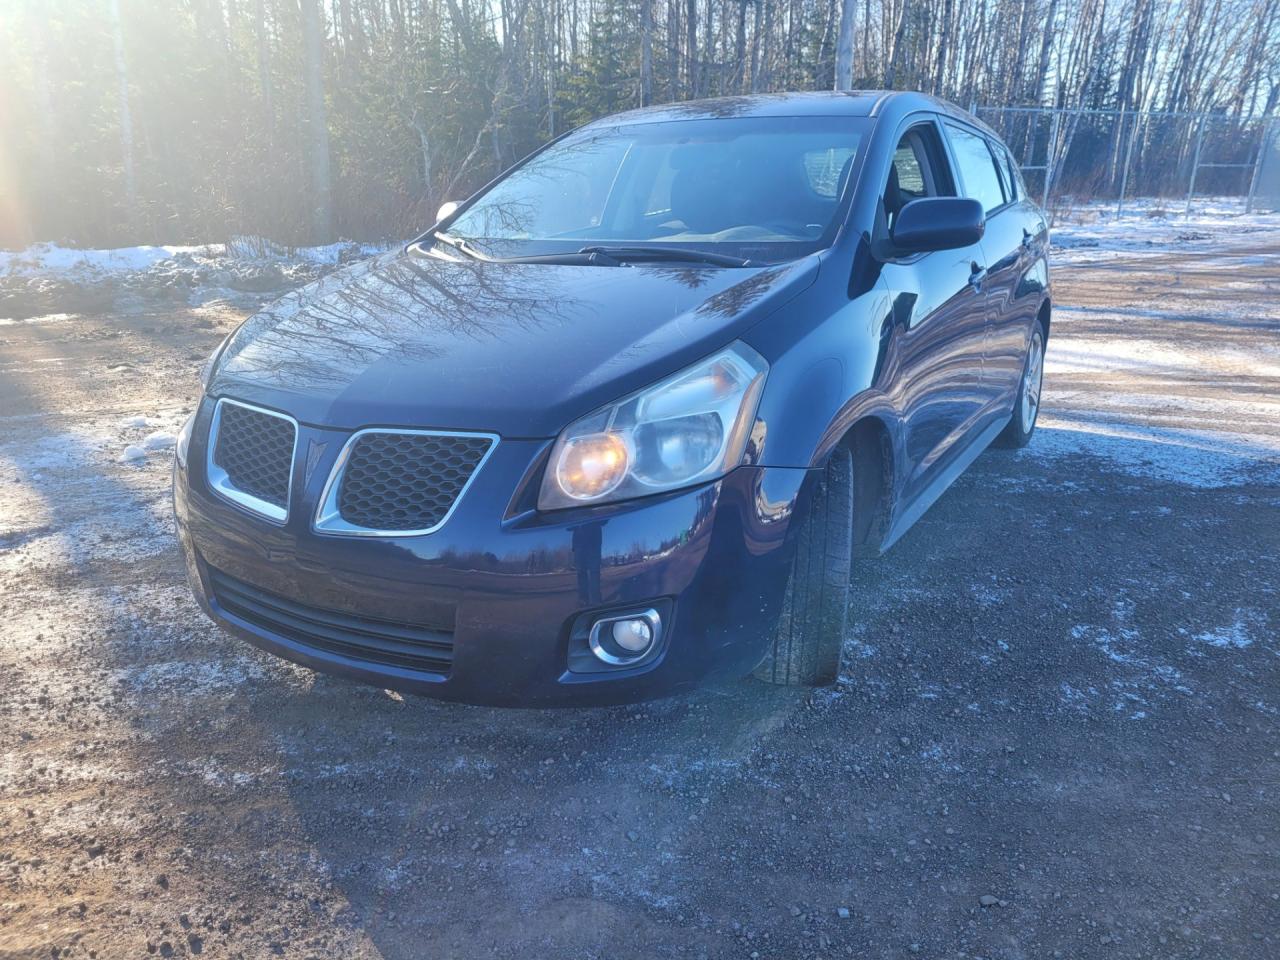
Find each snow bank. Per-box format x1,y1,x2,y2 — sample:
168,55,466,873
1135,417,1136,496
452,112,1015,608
0,237,389,280
0,237,393,320
0,243,216,277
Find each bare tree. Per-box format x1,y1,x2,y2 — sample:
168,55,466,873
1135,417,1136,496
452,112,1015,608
641,0,654,104
834,0,857,90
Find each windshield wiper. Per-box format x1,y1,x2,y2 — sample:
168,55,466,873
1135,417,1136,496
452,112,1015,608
496,249,626,266
427,229,488,261
421,235,753,268
578,246,753,267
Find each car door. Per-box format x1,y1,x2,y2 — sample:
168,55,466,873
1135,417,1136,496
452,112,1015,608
942,123,1038,415
984,140,1049,401
876,117,990,505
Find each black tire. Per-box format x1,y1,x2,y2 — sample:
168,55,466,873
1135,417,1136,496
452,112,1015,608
995,325,1046,449
755,445,853,687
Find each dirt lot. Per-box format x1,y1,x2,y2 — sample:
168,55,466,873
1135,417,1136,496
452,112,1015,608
2,238,1278,959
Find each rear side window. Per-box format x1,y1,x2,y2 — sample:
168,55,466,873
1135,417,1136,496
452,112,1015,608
1003,147,1026,201
997,145,1021,202
946,123,1006,213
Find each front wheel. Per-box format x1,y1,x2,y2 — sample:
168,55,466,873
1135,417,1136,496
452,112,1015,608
755,445,853,687
995,326,1046,448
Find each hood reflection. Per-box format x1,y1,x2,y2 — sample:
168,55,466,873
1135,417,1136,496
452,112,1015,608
220,251,577,390
211,247,819,437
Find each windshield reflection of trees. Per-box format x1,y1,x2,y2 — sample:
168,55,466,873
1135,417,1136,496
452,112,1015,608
451,138,624,240
448,104,850,255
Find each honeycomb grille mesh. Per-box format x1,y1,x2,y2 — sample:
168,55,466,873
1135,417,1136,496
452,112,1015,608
337,432,492,531
213,403,295,509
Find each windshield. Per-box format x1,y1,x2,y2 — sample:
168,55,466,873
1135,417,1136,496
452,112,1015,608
441,116,870,264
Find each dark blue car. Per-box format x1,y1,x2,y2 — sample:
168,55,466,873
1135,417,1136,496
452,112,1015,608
174,91,1050,706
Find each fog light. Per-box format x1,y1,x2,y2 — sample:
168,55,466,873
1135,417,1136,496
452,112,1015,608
612,618,653,652
588,609,661,666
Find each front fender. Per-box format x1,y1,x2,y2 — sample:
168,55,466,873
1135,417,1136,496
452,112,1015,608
743,265,897,469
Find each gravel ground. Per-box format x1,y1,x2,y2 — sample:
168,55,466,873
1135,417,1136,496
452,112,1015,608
1,238,1278,959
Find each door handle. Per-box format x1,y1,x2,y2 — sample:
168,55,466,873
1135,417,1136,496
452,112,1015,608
1021,229,1034,251
968,263,987,290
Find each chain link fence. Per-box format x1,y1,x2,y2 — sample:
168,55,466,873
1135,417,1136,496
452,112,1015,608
973,105,1280,217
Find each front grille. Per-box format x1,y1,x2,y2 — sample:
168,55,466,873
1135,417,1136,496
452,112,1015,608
329,431,494,533
209,568,454,675
211,401,295,513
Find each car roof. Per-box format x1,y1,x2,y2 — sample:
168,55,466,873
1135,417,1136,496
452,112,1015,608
584,90,1001,140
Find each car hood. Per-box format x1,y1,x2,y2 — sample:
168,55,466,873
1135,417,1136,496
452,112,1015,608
211,248,818,437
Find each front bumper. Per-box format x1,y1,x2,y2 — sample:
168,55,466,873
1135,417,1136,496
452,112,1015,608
175,397,813,706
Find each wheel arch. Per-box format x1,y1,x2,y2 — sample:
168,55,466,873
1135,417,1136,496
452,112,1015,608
837,414,896,554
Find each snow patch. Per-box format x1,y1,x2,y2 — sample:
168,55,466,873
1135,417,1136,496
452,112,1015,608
113,657,266,694
1194,612,1263,650
122,431,177,462
0,239,388,279
1051,197,1280,265
0,312,76,326
1021,420,1280,488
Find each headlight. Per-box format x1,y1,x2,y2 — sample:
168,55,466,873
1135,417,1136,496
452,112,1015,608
199,335,231,391
538,342,767,510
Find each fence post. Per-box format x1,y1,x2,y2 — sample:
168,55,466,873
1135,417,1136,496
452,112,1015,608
1115,109,1136,218
1245,117,1273,214
1043,110,1060,209
1185,113,1207,217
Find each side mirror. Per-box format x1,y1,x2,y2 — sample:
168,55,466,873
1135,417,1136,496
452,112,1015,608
436,200,460,223
890,197,985,253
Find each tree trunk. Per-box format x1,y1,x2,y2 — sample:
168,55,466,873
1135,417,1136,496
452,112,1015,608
747,0,762,92
752,0,772,92
733,1,748,93
932,0,952,96
641,0,654,105
834,0,856,90
255,0,274,149
884,0,911,89
686,0,698,97
1031,0,1059,106
300,0,335,241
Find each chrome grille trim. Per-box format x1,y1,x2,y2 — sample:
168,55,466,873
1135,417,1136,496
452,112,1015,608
313,428,499,537
206,398,299,524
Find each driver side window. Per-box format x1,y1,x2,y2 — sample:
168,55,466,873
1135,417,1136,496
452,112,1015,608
884,125,953,230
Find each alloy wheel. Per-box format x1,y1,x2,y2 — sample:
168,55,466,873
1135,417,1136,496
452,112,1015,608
1021,330,1045,431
